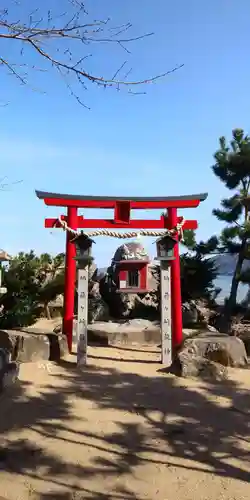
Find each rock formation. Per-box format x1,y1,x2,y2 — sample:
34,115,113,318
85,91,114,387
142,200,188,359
86,242,214,326
175,331,248,380
96,240,158,320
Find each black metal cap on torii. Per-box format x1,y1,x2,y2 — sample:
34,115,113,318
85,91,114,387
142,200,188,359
35,190,208,204
36,192,208,228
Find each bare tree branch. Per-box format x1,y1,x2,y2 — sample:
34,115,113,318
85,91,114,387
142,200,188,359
0,1,184,105
0,177,23,191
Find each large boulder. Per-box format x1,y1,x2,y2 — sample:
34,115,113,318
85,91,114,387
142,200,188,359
88,261,97,281
129,294,159,321
99,274,136,319
195,300,213,325
97,241,159,320
112,241,149,262
175,355,228,381
176,331,248,379
98,272,158,321
88,296,110,323
182,302,199,326
182,300,212,327
88,282,110,323
230,321,250,356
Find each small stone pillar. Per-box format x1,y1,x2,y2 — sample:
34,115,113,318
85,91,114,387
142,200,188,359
155,234,177,367
71,233,95,367
77,263,88,367
160,262,172,366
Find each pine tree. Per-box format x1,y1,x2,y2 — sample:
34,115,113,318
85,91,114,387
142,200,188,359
152,230,219,308
212,128,250,323
180,230,219,302
0,251,66,327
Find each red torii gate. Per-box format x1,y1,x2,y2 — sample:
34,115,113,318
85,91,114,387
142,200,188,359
36,191,207,352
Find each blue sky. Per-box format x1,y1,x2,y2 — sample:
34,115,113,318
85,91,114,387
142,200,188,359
1,0,250,266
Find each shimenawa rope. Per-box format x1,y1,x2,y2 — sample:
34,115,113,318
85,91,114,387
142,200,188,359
55,216,186,240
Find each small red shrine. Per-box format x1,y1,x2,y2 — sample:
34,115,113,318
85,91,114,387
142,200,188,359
36,191,208,352
116,260,148,293
112,241,150,294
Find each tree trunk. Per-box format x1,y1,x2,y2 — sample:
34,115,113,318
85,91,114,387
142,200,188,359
221,249,245,333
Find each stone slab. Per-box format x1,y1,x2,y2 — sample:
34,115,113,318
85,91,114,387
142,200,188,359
0,329,50,363
88,319,161,345
19,327,69,361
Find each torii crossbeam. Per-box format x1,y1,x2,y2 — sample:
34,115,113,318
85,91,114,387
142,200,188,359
36,191,207,352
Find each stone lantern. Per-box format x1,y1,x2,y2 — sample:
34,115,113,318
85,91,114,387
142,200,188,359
155,234,176,261
71,233,95,266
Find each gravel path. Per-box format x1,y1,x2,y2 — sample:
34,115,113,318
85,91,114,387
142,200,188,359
0,345,250,500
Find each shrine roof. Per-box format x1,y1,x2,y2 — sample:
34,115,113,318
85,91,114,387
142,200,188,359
36,190,208,203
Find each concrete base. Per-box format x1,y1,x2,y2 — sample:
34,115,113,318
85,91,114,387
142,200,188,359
88,320,161,345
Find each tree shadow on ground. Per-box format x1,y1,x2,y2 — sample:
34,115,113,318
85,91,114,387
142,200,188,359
38,485,142,500
87,353,158,364
0,351,250,499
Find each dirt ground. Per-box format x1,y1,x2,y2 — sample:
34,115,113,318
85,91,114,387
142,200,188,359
0,345,250,500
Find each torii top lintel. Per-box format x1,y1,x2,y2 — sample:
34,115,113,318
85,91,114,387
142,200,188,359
36,190,207,230
36,190,208,209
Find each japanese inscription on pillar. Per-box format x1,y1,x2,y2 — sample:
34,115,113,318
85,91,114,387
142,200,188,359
160,262,172,366
77,265,88,367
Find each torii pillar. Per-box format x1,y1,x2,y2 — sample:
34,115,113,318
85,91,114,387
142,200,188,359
36,191,208,353
64,206,78,350
168,207,183,345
